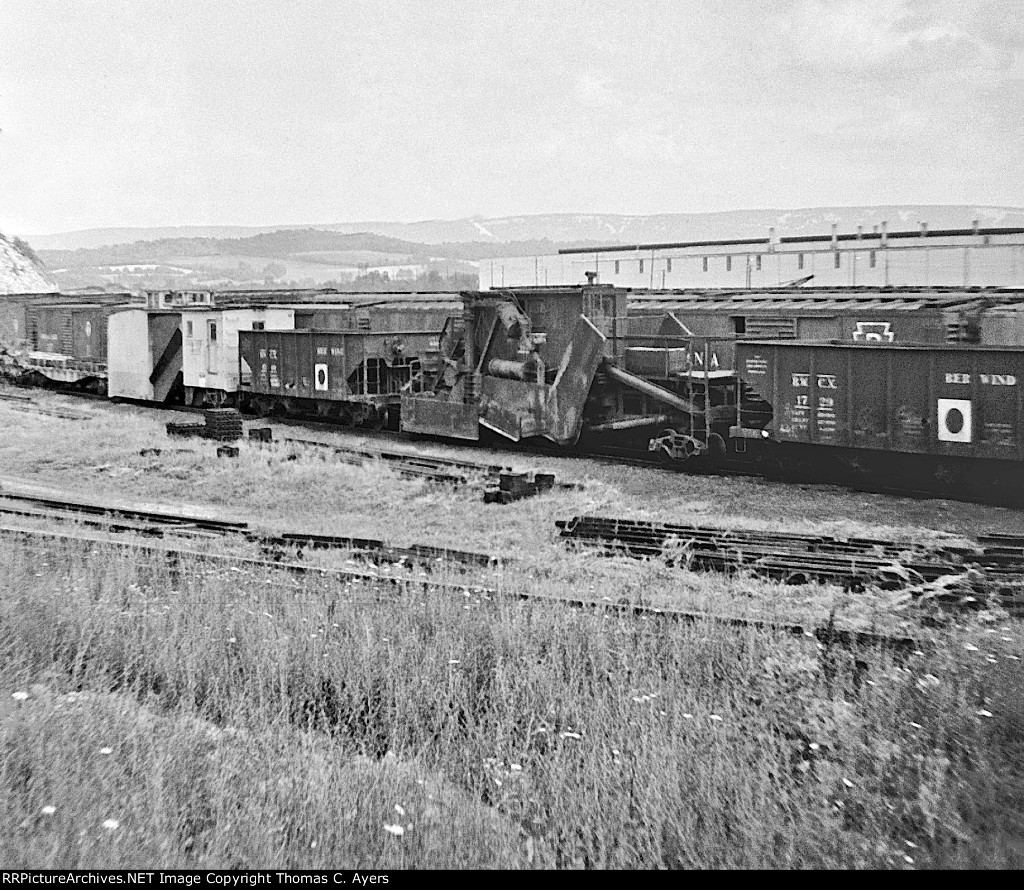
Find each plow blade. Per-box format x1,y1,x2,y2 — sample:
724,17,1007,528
543,315,606,446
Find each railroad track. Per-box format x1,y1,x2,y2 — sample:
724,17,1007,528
19,391,551,492
280,436,507,485
0,485,500,572
0,388,90,420
26,385,1021,507
557,515,1024,614
0,522,495,596
0,521,922,653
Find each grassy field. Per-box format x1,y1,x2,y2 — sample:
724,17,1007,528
2,390,1024,868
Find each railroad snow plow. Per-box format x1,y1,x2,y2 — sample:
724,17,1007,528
401,290,606,446
401,285,758,460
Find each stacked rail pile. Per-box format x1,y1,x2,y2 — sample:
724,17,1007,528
557,515,1024,614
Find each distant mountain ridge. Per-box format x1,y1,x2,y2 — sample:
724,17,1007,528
21,205,1024,292
29,205,1024,251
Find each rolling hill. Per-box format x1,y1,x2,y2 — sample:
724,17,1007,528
23,204,1024,291
32,205,1024,251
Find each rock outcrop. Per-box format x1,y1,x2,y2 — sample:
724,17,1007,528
0,234,57,294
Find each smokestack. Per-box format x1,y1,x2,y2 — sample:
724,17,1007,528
920,221,928,238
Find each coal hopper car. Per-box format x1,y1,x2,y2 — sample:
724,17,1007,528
731,338,1024,498
237,295,461,428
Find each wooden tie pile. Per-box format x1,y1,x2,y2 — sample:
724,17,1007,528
166,409,243,442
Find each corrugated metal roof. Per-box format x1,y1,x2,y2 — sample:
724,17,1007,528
737,340,1024,353
627,294,980,313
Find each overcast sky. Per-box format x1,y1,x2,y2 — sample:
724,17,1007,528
2,0,1022,235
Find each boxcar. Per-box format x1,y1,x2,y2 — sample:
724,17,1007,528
2,295,136,392
28,303,110,361
624,287,1010,371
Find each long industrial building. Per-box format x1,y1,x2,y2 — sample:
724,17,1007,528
479,222,1024,290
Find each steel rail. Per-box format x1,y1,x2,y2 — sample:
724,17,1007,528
0,485,500,570
40,386,1016,507
0,522,922,652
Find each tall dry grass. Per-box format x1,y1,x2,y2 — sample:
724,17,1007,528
2,535,1023,868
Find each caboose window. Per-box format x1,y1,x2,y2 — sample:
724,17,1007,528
186,321,193,337
209,322,218,342
666,258,672,273
702,257,708,272
870,250,877,268
639,259,644,274
834,253,841,269
726,256,732,272
798,253,804,270
614,260,620,274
